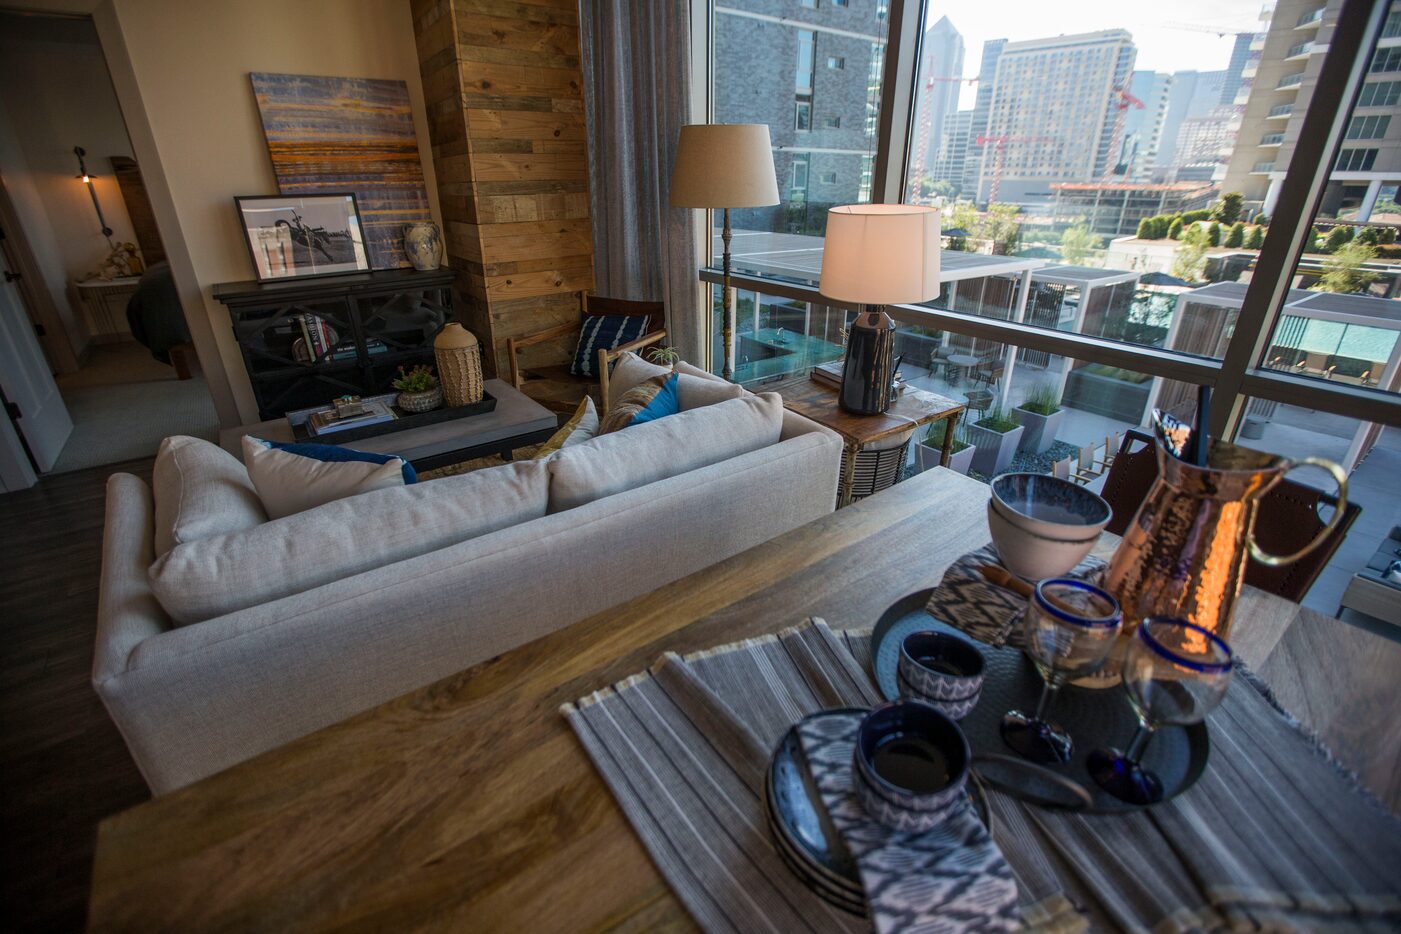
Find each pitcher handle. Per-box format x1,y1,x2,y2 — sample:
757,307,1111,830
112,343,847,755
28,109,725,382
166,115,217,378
1247,457,1350,567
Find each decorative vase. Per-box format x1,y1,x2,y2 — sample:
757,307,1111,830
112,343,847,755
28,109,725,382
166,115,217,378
403,222,443,272
397,386,443,413
434,322,484,406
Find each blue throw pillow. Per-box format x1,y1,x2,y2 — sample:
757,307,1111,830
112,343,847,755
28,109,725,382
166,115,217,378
630,372,680,426
570,314,649,378
263,440,418,484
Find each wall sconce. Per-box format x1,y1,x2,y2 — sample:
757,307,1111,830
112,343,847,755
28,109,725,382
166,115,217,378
74,146,115,247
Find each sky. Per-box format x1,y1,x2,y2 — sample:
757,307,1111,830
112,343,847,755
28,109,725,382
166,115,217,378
924,0,1265,109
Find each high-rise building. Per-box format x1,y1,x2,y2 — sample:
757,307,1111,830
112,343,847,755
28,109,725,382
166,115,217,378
1220,32,1256,106
974,30,1136,208
1121,71,1174,180
961,38,1006,199
931,109,973,196
1154,70,1229,179
712,0,887,229
1223,0,1401,221
910,16,964,183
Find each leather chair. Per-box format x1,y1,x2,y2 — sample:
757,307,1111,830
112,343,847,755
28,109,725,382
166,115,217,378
506,292,666,415
1098,429,1361,602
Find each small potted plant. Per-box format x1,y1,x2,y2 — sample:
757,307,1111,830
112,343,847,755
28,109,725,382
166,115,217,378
647,345,682,367
914,419,974,475
968,405,1025,477
1013,381,1065,455
392,364,442,413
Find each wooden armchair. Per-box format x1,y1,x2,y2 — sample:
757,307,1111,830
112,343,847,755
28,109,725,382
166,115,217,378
506,292,666,416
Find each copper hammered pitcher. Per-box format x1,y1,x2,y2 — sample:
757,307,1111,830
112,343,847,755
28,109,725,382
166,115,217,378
1104,439,1349,642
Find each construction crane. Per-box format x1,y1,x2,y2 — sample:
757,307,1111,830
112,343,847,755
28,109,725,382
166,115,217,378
911,75,980,184
1102,86,1145,181
975,135,1055,204
1161,21,1256,38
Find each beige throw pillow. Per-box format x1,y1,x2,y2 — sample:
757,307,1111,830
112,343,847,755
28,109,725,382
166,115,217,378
533,397,599,459
151,435,267,556
242,436,410,520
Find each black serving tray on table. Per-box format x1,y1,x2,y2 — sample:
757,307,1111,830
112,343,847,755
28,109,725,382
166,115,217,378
869,589,1210,813
289,390,498,444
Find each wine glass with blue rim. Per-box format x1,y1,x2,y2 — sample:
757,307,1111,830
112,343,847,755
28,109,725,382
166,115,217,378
1001,578,1122,764
1089,617,1233,805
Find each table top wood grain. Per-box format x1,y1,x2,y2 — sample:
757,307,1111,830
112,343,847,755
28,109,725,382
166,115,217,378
767,374,963,446
87,469,1400,931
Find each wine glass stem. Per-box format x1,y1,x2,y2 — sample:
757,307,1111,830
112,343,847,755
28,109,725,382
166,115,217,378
1032,681,1060,720
1124,724,1155,763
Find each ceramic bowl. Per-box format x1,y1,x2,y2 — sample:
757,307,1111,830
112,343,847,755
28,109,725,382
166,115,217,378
853,700,970,829
990,472,1112,541
896,631,985,720
987,501,1100,581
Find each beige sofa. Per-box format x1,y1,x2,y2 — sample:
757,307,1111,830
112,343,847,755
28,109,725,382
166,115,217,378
94,362,842,794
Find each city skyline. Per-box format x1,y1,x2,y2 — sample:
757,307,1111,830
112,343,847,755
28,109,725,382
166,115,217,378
925,1,1260,109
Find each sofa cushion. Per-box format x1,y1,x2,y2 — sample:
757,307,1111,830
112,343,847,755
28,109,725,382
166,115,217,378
149,458,550,624
547,392,785,513
608,350,672,410
242,437,416,519
599,373,680,434
571,314,648,378
677,372,744,410
533,397,599,459
152,435,267,557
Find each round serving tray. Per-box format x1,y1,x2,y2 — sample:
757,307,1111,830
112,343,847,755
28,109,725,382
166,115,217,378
869,590,1209,813
765,708,992,917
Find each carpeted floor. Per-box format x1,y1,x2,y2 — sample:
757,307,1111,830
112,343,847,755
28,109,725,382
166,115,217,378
49,343,219,474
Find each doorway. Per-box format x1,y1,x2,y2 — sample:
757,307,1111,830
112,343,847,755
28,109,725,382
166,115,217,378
0,10,216,478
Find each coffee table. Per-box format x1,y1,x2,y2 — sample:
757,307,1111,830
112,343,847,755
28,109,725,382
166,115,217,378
219,378,558,471
87,469,1401,930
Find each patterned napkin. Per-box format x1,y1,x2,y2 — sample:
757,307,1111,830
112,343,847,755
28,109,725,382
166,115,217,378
925,544,1107,648
796,710,1019,933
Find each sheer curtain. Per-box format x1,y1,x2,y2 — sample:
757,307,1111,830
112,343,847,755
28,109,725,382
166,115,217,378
579,0,701,364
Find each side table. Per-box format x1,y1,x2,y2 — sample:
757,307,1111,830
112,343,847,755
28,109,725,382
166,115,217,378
767,374,964,507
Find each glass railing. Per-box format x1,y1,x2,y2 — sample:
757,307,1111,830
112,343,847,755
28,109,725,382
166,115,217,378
1267,103,1294,118
1277,72,1305,89
1295,8,1324,28
1286,41,1314,58
1260,132,1285,146
1252,161,1277,173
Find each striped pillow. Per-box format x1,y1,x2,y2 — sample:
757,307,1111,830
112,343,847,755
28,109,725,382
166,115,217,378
570,314,649,378
598,373,680,434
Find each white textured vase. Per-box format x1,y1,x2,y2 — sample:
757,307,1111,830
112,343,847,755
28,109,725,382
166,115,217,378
403,222,443,271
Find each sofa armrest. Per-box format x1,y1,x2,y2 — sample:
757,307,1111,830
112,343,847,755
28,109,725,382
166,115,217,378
94,473,168,684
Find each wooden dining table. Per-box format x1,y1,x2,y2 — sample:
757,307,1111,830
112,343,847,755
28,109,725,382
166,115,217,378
86,468,1401,932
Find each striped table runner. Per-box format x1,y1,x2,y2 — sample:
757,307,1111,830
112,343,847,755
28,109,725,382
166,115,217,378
563,620,1401,932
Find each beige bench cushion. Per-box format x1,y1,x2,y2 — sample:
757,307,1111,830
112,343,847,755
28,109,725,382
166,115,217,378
546,392,784,513
149,459,550,625
152,435,267,557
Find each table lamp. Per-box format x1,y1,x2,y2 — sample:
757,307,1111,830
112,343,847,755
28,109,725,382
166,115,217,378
819,204,941,414
670,124,780,381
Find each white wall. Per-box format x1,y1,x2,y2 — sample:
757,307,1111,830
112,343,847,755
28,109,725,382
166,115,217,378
0,12,139,361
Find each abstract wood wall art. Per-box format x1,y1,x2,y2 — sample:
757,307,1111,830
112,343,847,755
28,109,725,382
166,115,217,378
251,72,431,270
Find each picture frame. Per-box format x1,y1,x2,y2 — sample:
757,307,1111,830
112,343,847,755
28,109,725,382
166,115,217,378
234,193,370,282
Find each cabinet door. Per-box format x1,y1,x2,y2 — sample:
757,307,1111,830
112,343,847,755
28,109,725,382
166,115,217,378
352,284,449,395
232,296,361,418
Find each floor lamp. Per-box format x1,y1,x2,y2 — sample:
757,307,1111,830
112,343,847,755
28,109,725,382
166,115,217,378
670,124,780,382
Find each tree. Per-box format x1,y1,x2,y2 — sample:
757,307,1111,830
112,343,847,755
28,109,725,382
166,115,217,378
1207,222,1222,247
1224,221,1245,248
1324,225,1353,253
1246,226,1265,250
1356,226,1381,246
1167,217,1184,240
1212,192,1244,225
1252,212,1269,225
1316,241,1379,294
1170,225,1210,282
1384,227,1398,244
1136,217,1154,239
981,203,1022,255
1060,221,1102,264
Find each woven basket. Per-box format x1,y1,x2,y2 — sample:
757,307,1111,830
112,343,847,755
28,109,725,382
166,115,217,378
434,323,484,406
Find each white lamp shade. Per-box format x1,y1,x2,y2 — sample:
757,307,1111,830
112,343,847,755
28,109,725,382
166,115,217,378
669,124,780,209
818,204,941,305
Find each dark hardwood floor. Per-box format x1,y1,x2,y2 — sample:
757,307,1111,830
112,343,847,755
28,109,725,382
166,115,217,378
2,458,153,932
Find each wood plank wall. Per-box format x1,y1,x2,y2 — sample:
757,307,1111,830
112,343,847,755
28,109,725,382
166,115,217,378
412,0,594,377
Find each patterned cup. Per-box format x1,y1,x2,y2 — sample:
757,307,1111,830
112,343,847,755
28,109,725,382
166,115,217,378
852,700,970,831
897,631,985,720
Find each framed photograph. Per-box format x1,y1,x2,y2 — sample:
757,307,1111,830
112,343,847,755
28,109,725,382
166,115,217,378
235,193,370,282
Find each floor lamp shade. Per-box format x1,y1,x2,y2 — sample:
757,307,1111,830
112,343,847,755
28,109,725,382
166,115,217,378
818,204,941,305
669,124,780,208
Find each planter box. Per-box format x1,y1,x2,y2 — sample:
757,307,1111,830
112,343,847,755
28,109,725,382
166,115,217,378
1014,406,1065,455
914,440,974,475
968,423,1025,477
1062,368,1150,424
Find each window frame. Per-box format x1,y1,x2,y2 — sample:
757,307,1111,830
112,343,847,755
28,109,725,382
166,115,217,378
693,0,1401,433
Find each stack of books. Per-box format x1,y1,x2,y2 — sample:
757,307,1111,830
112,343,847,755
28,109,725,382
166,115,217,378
810,360,906,391
306,397,396,436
